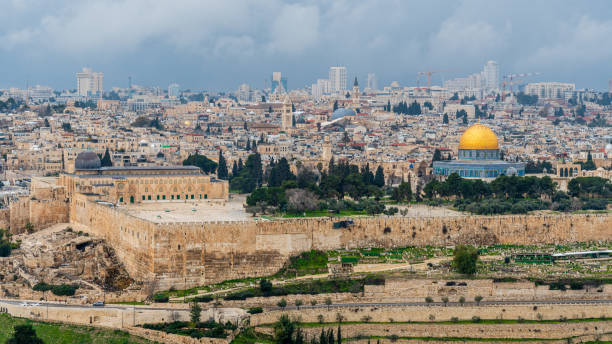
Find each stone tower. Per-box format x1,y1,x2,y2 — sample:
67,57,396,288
322,136,332,162
281,95,293,131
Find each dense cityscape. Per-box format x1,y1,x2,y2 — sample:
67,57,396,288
0,1,611,343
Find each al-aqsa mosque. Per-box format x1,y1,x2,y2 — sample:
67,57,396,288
433,122,525,179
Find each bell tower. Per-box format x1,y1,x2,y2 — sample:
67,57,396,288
281,95,292,131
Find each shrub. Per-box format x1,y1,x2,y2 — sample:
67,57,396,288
260,279,273,294
153,293,169,303
194,295,213,303
32,282,53,292
0,242,11,257
472,316,481,323
247,307,263,314
51,284,78,296
277,298,287,308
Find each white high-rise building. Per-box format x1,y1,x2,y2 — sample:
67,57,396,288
168,83,180,98
524,82,575,99
76,67,103,96
312,79,331,99
237,83,251,103
483,60,499,91
366,73,377,91
329,66,347,94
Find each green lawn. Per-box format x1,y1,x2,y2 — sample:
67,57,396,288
0,314,157,344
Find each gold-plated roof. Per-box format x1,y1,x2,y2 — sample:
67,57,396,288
458,123,499,150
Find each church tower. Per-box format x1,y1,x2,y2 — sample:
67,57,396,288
281,95,293,131
352,77,360,100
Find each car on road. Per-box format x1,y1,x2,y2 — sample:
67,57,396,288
92,301,105,307
19,302,29,307
30,302,41,306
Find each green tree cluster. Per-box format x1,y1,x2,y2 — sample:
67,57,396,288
579,151,596,171
568,177,612,198
230,153,263,193
524,160,552,173
393,101,421,115
453,245,479,274
183,154,218,174
131,116,163,129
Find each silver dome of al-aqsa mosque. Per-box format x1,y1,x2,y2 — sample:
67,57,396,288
74,151,101,170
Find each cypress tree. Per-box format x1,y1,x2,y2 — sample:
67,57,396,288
217,150,228,180
232,160,238,176
100,148,113,167
320,329,327,344
246,139,251,151
337,325,342,344
374,165,385,187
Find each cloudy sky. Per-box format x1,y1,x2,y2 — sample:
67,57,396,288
2,0,612,91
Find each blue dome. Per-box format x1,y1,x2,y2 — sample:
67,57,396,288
331,108,356,121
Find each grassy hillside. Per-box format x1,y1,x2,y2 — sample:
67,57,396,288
0,314,157,344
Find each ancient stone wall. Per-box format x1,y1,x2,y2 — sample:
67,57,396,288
72,197,612,289
7,183,69,233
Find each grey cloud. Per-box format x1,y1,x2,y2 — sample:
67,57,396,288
1,0,612,90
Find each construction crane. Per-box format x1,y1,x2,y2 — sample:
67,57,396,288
503,72,540,95
417,70,454,89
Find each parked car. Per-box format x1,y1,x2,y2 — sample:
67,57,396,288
92,301,105,307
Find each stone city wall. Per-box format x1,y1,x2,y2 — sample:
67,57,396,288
7,186,69,234
72,197,612,289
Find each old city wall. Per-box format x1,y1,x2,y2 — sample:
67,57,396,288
71,198,612,289
6,184,69,234
71,194,157,283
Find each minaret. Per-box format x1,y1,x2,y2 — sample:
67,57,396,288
322,136,332,162
281,95,292,131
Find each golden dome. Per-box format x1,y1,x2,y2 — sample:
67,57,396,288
458,123,499,150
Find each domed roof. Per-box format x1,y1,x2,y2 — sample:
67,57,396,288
75,151,101,170
331,108,356,120
459,123,499,150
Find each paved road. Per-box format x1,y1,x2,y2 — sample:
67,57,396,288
0,299,188,312
3,298,611,312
